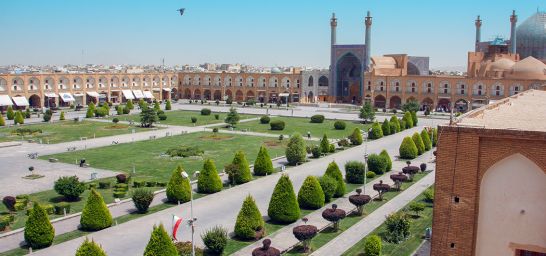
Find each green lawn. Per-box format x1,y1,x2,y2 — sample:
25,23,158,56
40,132,295,182
0,121,150,144
107,110,255,126
342,186,434,256
219,116,370,139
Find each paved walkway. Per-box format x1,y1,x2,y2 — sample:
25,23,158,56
233,150,435,255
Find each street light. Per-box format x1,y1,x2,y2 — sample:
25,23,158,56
362,128,372,194
180,171,197,256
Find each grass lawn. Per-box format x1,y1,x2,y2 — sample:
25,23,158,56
0,121,150,144
40,132,296,182
107,110,255,126
219,116,370,139
342,186,434,256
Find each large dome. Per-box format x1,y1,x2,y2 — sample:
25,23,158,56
516,12,546,61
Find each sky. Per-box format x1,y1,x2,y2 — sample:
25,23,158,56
0,0,540,69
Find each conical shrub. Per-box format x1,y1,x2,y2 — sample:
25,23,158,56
412,132,425,155
253,145,274,176
381,119,391,136
143,224,178,256
369,122,383,139
268,175,300,223
86,107,94,118
165,100,172,110
390,115,400,133
59,111,65,121
231,150,252,184
0,114,5,126
286,133,307,165
325,161,345,197
403,112,413,128
349,128,363,145
6,106,14,120
14,111,24,124
411,111,418,126
24,203,54,249
399,136,418,159
126,99,134,110
420,129,432,151
234,195,265,240
75,238,107,256
197,159,222,194
80,189,112,231
380,150,392,172
166,165,191,203
319,175,337,202
88,102,96,111
320,134,330,154
297,176,325,209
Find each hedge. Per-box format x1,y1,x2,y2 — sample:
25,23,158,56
399,136,418,159
166,165,191,203
310,115,325,123
24,204,55,249
260,115,270,124
297,176,325,209
345,161,365,184
286,133,306,165
80,189,112,231
369,122,383,139
231,151,252,184
349,128,363,145
268,175,300,223
201,108,211,115
253,145,274,176
367,153,387,175
197,159,223,194
380,149,392,172
421,129,432,151
75,238,107,256
412,132,426,155
325,161,345,197
144,224,178,256
270,120,285,130
234,195,265,240
334,121,346,130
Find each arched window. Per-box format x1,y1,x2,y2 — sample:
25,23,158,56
308,76,314,87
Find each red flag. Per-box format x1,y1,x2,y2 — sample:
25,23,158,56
172,215,183,240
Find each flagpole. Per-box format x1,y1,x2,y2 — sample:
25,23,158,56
190,187,195,256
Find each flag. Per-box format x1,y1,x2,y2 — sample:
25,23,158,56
172,215,183,240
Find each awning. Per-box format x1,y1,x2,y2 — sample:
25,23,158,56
162,88,172,92
73,93,84,97
122,90,135,100
279,93,290,97
143,91,154,99
86,91,100,98
152,88,161,92
12,96,30,106
0,95,13,106
44,93,58,98
132,90,144,99
59,93,76,102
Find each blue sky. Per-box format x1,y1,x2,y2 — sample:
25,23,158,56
0,0,539,68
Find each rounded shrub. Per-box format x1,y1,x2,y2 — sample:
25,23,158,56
319,175,337,202
325,161,345,197
253,145,274,176
286,133,306,165
24,203,55,249
132,188,154,213
311,145,321,158
144,224,178,256
310,115,325,123
379,149,392,172
297,176,325,210
14,111,24,124
333,121,346,130
260,115,270,124
364,235,382,256
268,175,300,224
349,128,363,145
345,161,365,184
201,226,228,255
54,176,86,201
158,113,167,121
269,120,285,131
112,117,119,124
412,132,426,155
381,119,391,136
366,171,376,179
3,196,16,212
191,116,197,123
369,122,384,139
116,174,127,184
197,159,223,194
200,108,211,115
421,129,432,151
75,238,107,256
80,189,112,231
230,151,252,184
166,165,191,203
367,153,387,175
399,136,418,159
234,195,265,240
6,106,14,120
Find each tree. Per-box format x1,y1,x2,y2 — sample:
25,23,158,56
6,106,14,120
166,165,191,203
253,145,274,176
126,99,134,110
153,101,160,111
59,111,65,121
381,119,391,136
369,122,383,139
380,149,392,172
268,175,300,223
132,188,154,213
401,100,419,113
14,111,24,124
230,151,252,184
0,114,5,126
286,133,306,165
201,226,228,255
420,129,432,151
345,161,365,184
402,112,414,128
140,107,158,127
319,175,337,203
367,153,387,175
349,128,363,145
408,201,426,216
197,159,222,194
325,161,345,197
411,111,418,126
88,102,96,112
24,203,54,249
80,189,112,231
54,176,86,201
384,212,410,243
86,107,94,118
390,115,401,133
320,134,330,154
75,238,107,256
143,224,178,256
165,100,172,110
224,107,240,127
359,101,375,123
234,195,265,240
364,235,382,256
412,132,425,155
399,136,418,159
297,176,325,209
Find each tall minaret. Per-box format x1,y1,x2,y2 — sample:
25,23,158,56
330,13,337,46
510,10,517,54
364,11,372,71
475,15,482,52
330,13,337,99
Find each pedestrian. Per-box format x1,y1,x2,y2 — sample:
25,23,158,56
307,131,311,139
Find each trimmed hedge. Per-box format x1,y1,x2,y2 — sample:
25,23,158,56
166,165,191,203
412,132,426,155
24,203,55,249
286,133,306,165
380,149,392,172
230,151,252,184
390,115,401,133
320,134,330,154
319,175,337,203
268,175,300,223
75,238,107,256
381,119,391,136
253,145,274,176
367,153,387,175
421,129,432,151
334,121,346,130
345,161,365,184
310,115,325,123
197,159,223,194
399,136,418,159
80,189,112,231
144,224,178,256
234,195,265,240
201,108,212,115
325,161,345,197
269,120,285,130
297,176,325,209
411,111,418,126
54,202,71,215
349,128,363,145
260,116,270,124
402,112,413,128
369,122,383,139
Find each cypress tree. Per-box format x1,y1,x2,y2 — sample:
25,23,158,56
86,107,94,118
231,150,252,184
380,149,392,172
0,114,4,126
349,128,363,145
253,145,274,176
369,122,383,139
412,132,425,155
88,102,96,112
14,111,24,124
320,134,330,154
75,238,107,256
297,176,325,209
197,159,222,194
381,119,391,136
399,136,418,159
390,115,400,132
268,174,300,223
165,100,172,110
153,101,160,111
411,111,418,126
403,112,414,128
126,99,134,110
166,165,191,203
59,111,65,121
285,133,306,165
143,224,178,256
80,189,112,231
6,106,14,120
24,203,55,249
319,175,337,202
325,161,345,197
234,195,265,240
421,129,432,151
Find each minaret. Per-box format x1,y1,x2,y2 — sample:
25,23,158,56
475,15,482,52
510,10,517,54
364,11,372,71
330,13,337,46
330,13,337,99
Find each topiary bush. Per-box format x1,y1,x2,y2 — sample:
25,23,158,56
201,108,211,116
322,204,346,231
234,195,265,240
191,116,197,123
402,112,414,128
144,224,178,256
0,114,5,127
310,115,325,123
14,111,24,124
268,175,300,224
364,235,382,256
165,100,172,110
197,159,223,194
201,225,228,255
54,202,71,215
292,221,318,253
6,106,14,120
269,120,285,130
412,132,426,155
345,161,365,184
380,149,392,172
367,153,387,175
132,188,154,213
80,189,112,231
320,134,330,154
260,115,270,124
399,120,406,131
369,122,383,139
424,187,435,203
3,196,16,212
297,176,325,210
381,119,391,136
366,171,376,179
166,165,191,203
75,238,107,256
24,203,55,249
325,161,345,197
311,145,321,158
54,176,86,201
253,145,274,176
333,120,346,130
399,136,418,159
116,174,127,184
319,175,337,203
349,188,371,216
421,129,432,151
411,111,418,126
348,128,363,145
286,133,306,165
230,151,252,184
59,111,65,121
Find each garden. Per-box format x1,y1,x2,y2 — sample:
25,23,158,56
107,109,255,127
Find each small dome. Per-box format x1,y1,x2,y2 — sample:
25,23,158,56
371,56,396,69
507,56,546,80
490,58,515,71
271,67,282,74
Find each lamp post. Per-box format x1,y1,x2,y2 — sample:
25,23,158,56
362,129,371,194
181,171,196,256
